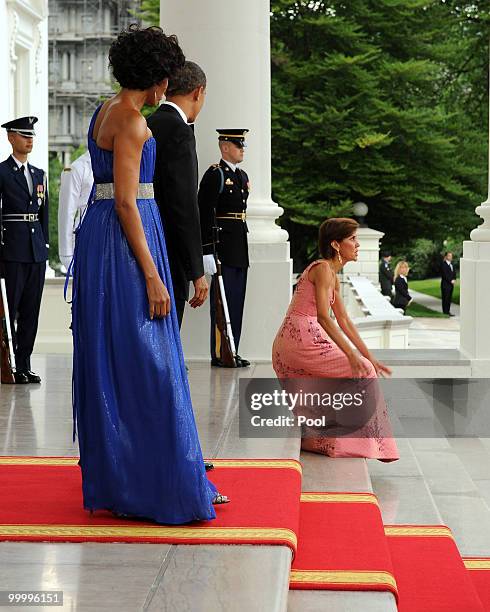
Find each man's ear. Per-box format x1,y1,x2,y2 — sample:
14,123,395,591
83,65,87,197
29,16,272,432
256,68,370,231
193,86,203,101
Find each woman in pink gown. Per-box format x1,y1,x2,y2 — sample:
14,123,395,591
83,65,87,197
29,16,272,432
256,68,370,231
272,218,399,461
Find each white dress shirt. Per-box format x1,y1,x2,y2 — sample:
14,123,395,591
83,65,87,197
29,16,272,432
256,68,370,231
58,151,93,270
222,159,237,172
12,155,33,195
162,101,188,124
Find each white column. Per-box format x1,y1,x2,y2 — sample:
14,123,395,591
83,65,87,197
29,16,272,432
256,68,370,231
69,51,76,82
0,1,11,161
69,103,76,135
459,41,490,375
104,7,111,34
161,0,292,361
62,51,68,80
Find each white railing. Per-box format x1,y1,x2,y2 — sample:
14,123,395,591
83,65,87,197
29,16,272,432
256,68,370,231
344,275,412,349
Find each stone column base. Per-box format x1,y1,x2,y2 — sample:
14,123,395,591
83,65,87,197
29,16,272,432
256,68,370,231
460,240,490,367
181,242,292,362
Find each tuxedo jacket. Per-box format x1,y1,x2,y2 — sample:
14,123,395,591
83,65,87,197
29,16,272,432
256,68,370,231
0,156,49,263
147,105,204,295
198,159,249,268
379,260,394,295
393,276,412,308
441,260,456,287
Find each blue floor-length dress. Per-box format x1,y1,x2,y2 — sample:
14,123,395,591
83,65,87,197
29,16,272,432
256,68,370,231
71,106,217,524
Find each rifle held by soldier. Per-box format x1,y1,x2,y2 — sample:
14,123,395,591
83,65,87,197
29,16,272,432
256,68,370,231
0,276,15,384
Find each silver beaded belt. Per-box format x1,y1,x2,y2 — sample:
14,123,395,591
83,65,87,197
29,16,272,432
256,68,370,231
94,182,154,200
3,213,39,222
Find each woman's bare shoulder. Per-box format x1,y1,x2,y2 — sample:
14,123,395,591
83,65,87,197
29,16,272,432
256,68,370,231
96,101,147,145
308,260,333,284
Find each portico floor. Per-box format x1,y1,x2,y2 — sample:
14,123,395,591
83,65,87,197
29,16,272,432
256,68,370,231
1,354,490,611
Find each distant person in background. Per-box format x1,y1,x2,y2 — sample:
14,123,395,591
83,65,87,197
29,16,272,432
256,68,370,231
440,251,456,317
58,151,93,272
392,261,412,313
379,251,394,297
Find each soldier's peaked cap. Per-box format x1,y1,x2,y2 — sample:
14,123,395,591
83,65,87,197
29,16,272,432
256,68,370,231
1,116,38,137
217,129,249,148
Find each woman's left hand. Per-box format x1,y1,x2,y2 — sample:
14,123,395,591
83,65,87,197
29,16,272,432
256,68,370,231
370,359,392,378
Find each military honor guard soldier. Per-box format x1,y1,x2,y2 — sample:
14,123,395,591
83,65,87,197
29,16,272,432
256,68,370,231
58,151,93,272
198,129,251,368
0,116,49,383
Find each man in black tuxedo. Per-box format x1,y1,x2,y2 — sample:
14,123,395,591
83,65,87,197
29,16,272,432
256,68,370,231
0,116,48,384
147,61,208,328
441,251,456,316
379,251,394,297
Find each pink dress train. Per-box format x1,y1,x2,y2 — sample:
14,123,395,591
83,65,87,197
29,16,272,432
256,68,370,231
272,260,399,461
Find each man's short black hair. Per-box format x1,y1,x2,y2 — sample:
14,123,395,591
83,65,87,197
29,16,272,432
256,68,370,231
167,61,206,97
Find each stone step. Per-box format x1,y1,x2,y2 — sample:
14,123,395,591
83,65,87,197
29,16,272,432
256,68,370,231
167,363,301,612
373,348,471,377
288,453,398,612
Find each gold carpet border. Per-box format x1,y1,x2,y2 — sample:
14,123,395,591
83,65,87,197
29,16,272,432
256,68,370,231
0,457,79,466
301,493,379,506
464,558,490,570
210,459,302,474
0,457,302,474
0,524,297,547
385,526,454,539
290,569,397,591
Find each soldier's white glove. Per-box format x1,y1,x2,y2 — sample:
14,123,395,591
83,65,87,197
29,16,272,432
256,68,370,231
60,255,73,271
203,254,217,275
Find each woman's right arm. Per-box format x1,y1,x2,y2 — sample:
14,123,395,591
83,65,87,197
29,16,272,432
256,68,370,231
310,262,369,376
112,111,170,319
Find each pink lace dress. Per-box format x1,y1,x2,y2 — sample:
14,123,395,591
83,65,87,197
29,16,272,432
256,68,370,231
272,260,399,461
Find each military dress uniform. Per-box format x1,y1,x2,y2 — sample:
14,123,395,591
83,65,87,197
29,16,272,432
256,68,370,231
0,117,48,383
58,151,92,271
198,129,250,367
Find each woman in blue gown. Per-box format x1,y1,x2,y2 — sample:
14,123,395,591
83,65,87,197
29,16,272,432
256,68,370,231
72,25,227,524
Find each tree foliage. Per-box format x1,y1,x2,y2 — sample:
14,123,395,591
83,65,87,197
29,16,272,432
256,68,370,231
271,1,489,265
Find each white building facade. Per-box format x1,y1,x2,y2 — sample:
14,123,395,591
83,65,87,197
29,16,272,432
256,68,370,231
0,0,49,171
48,0,139,165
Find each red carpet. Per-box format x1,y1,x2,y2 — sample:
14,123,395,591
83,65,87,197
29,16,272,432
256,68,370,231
0,457,301,551
290,494,489,610
386,526,484,611
464,558,490,611
290,492,397,598
3,457,490,609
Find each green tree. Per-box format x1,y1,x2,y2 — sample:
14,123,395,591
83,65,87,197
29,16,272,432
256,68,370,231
133,0,159,26
48,152,63,267
271,1,489,266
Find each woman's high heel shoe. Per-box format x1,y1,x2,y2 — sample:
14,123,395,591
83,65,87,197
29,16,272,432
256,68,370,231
213,493,230,505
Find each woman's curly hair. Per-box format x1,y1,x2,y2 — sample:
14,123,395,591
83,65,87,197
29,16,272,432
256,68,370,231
109,24,185,90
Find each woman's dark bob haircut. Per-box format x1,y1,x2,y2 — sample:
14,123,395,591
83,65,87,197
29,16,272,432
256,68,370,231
319,217,359,259
109,24,185,90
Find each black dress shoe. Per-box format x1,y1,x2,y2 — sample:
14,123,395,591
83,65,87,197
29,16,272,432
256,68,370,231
13,372,29,384
204,462,214,471
211,358,236,368
236,355,250,367
25,371,41,383
448,313,455,317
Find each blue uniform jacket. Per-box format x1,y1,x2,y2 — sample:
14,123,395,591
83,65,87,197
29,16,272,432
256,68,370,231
0,155,49,263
